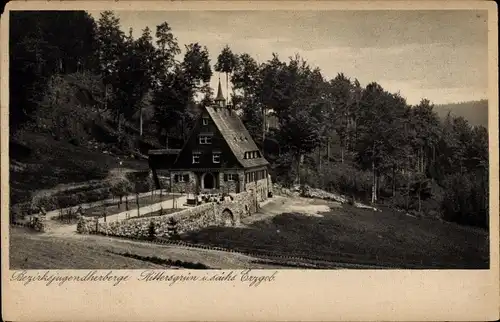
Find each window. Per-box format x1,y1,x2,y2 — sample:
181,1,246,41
224,173,238,181
212,152,221,164
192,152,201,164
176,174,190,183
199,135,212,144
252,151,257,158
202,117,209,125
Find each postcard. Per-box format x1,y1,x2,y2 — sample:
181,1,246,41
2,1,499,321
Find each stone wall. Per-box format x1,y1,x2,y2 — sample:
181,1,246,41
267,174,274,196
246,175,272,202
77,189,261,238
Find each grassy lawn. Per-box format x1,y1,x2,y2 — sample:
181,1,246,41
9,227,166,269
9,227,278,269
82,194,174,217
181,200,489,269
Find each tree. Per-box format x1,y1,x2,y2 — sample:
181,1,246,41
10,11,98,134
231,53,264,143
231,53,261,101
154,22,181,83
409,99,441,175
110,178,133,207
325,73,354,163
152,65,193,147
95,11,125,83
153,43,213,146
182,43,213,90
31,73,102,145
278,104,321,184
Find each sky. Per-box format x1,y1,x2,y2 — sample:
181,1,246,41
90,10,489,105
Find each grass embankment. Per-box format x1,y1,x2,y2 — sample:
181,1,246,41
181,199,489,269
10,131,149,207
9,227,270,269
9,227,165,269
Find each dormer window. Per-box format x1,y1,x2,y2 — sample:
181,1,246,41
199,135,212,144
212,152,221,164
202,117,209,125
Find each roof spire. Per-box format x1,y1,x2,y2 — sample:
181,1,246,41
215,78,225,104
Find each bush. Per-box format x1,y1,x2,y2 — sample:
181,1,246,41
318,163,372,201
32,194,58,211
148,220,156,240
167,217,180,240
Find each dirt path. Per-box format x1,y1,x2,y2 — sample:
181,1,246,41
242,195,341,225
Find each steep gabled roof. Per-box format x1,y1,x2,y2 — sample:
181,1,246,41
205,105,269,168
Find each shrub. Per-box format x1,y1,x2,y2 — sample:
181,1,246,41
167,217,180,240
32,194,57,212
148,220,157,240
317,163,372,201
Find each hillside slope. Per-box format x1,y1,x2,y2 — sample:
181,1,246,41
9,72,166,207
10,131,150,206
434,99,488,128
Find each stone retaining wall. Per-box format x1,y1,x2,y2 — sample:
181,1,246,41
77,189,262,239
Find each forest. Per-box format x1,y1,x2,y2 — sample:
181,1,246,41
9,11,489,229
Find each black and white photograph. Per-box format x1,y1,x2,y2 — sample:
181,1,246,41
5,5,494,272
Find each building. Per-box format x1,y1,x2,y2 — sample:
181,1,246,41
148,80,271,200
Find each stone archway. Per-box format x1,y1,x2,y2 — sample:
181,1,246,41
201,172,215,190
221,208,235,227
